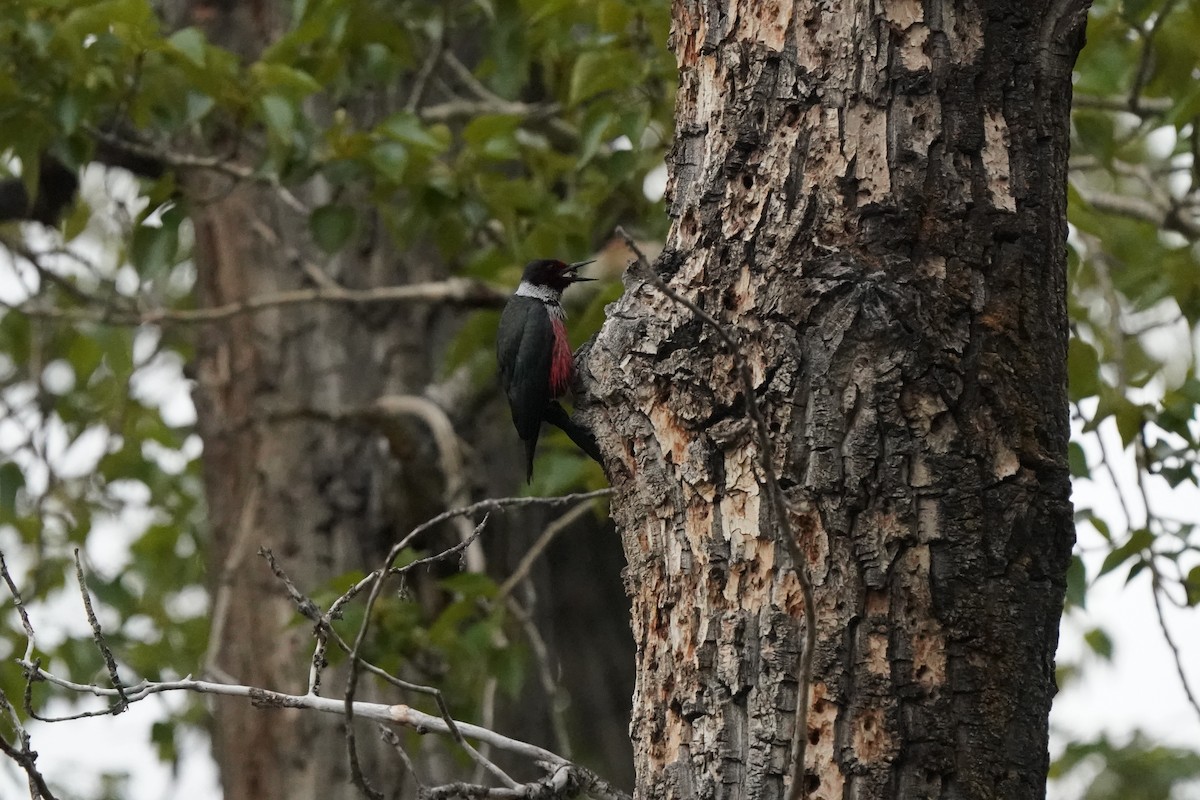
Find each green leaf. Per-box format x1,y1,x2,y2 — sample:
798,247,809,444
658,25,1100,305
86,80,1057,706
1083,627,1114,661
0,462,24,515
251,63,322,97
380,112,447,152
168,27,208,67
1185,566,1200,607
1097,528,1153,578
55,93,82,135
309,205,356,253
439,572,497,599
129,206,184,277
1113,399,1144,447
492,640,527,698
1168,81,1200,128
1064,554,1087,610
370,142,408,181
1067,338,1102,401
1067,441,1089,478
259,94,296,142
568,51,630,106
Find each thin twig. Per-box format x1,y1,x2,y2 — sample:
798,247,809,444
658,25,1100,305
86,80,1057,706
0,688,59,800
204,481,261,678
495,499,599,600
0,549,38,663
346,514,518,792
370,395,479,572
335,491,610,791
333,489,609,782
378,724,423,792
472,677,500,785
73,550,129,713
0,568,59,800
1148,565,1200,724
259,546,446,699
1071,94,1172,116
86,127,310,215
405,25,445,113
503,597,573,757
1128,0,1182,115
18,654,631,797
616,227,817,800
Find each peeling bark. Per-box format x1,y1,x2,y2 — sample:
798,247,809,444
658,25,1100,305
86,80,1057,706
579,1,1088,798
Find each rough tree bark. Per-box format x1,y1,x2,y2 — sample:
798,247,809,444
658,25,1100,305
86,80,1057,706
580,2,1089,798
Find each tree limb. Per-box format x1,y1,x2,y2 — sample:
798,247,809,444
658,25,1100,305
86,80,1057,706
4,277,507,325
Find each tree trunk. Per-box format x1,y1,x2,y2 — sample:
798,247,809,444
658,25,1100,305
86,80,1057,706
174,4,638,797
580,2,1088,798
190,175,445,799
173,4,456,796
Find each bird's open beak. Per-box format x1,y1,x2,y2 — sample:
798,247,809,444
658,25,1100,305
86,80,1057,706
565,259,597,282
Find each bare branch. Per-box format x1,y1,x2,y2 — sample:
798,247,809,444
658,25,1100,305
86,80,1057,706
86,127,310,215
1129,0,1182,116
495,498,599,601
258,548,437,699
377,724,422,792
4,277,506,326
1071,94,1172,116
0,557,62,799
204,481,262,679
1074,187,1200,239
17,659,631,798
0,549,38,663
0,702,59,800
72,550,129,713
503,597,573,757
345,514,519,793
331,490,608,793
369,395,479,571
419,98,561,124
1149,565,1200,725
405,23,445,114
15,664,563,763
5,489,627,800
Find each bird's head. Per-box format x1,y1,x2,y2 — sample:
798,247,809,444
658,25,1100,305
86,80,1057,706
521,259,596,293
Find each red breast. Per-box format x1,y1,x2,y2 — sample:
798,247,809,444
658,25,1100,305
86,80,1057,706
549,317,573,397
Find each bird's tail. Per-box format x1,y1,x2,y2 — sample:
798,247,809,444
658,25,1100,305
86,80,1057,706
524,435,538,483
544,402,603,465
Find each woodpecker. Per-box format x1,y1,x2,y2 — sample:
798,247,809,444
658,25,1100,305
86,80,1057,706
497,258,603,481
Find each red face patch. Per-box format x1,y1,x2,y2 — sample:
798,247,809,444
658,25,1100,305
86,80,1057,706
549,318,573,397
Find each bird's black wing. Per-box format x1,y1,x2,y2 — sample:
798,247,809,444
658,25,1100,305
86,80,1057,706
496,295,553,444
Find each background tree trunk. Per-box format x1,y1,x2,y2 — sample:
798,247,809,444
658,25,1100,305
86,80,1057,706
580,2,1089,798
190,178,453,798
174,3,637,798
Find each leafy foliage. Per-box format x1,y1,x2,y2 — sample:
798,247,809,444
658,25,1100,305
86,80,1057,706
1051,733,1200,800
0,0,673,791
1058,0,1200,790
